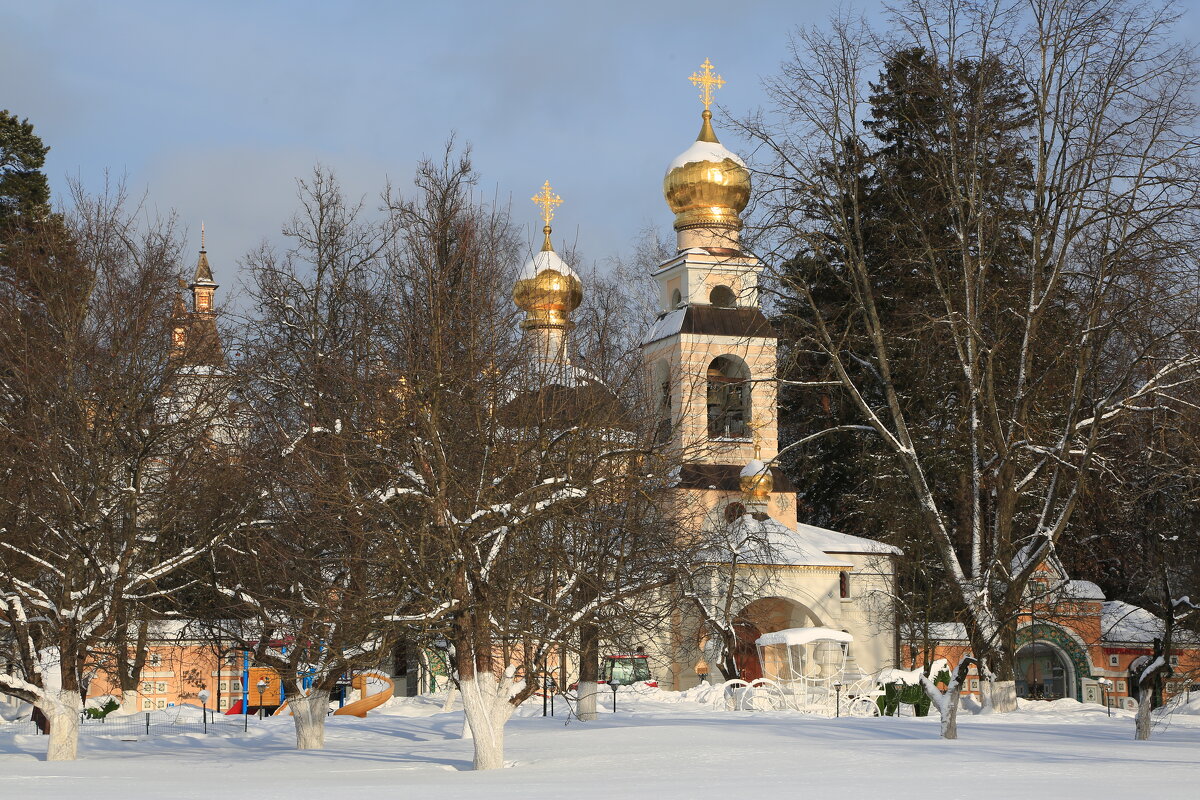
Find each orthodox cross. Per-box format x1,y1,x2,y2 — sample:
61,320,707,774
532,180,562,226
689,58,725,110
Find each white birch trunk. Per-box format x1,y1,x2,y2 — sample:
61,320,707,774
577,681,598,721
459,670,520,770
290,690,330,750
38,690,83,761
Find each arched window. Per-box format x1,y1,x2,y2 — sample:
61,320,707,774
652,359,672,443
709,284,736,307
839,571,850,599
707,355,750,438
670,288,683,308
724,502,746,523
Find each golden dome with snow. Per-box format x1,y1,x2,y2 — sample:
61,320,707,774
663,110,751,234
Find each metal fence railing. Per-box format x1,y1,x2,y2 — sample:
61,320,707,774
1,710,257,738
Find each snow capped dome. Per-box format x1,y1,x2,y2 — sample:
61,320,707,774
739,456,772,497
663,110,751,234
512,235,583,331
518,248,579,282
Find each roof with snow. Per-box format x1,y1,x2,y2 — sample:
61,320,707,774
1101,601,1165,644
1063,580,1105,601
726,514,852,569
756,627,853,647
518,249,579,282
795,521,902,555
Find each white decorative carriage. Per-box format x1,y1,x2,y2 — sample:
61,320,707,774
722,627,881,716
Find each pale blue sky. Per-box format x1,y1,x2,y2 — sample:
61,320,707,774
3,0,1198,295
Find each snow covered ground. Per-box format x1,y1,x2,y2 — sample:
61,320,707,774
2,688,1199,799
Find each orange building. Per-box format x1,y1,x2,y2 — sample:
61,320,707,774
905,561,1200,709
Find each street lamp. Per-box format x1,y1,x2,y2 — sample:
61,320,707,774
608,678,621,713
834,682,844,718
1097,678,1113,717
198,689,211,733
256,678,269,719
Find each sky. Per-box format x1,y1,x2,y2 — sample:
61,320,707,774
3,0,1199,299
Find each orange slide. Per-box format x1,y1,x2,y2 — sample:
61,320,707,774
332,672,394,718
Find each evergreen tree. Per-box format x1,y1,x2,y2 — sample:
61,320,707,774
0,110,51,228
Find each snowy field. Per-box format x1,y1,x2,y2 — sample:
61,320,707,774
3,690,1200,799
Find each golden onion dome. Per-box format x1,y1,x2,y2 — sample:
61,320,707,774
739,455,773,498
663,110,751,233
512,229,583,331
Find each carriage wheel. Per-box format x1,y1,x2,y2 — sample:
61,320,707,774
846,696,881,718
740,679,787,712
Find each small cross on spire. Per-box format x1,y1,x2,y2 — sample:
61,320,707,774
689,58,725,111
200,221,206,252
532,181,563,252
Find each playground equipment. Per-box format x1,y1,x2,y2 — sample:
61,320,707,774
332,671,394,717
722,627,880,716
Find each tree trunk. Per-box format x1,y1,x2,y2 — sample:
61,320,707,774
459,671,517,770
290,689,330,750
578,621,599,721
118,689,140,716
1134,686,1155,741
38,690,83,761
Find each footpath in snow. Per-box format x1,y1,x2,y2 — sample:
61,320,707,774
2,688,1200,799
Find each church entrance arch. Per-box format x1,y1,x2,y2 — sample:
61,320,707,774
732,596,823,682
1015,624,1091,701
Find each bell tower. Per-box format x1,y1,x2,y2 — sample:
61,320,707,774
643,59,793,526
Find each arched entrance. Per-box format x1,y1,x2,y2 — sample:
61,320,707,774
1015,642,1073,701
732,596,823,682
1015,624,1092,701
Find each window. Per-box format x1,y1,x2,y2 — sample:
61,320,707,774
155,699,166,709
970,679,979,691
1170,655,1180,667
709,285,736,308
706,356,751,438
1116,680,1126,693
155,682,167,694
142,699,153,710
149,653,162,667
141,682,153,694
1109,654,1120,667
724,502,746,523
219,681,228,692
839,571,851,599
670,288,683,308
218,698,229,710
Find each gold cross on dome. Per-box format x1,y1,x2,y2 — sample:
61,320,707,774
689,58,725,110
532,180,562,226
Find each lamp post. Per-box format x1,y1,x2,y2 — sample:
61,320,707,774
834,682,844,718
198,689,211,733
256,679,268,720
608,678,621,713
1098,678,1113,717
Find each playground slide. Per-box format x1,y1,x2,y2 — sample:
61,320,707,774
332,672,394,718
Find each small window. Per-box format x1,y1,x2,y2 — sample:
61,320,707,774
156,699,167,709
709,285,736,308
142,699,154,710
218,698,229,710
141,682,153,694
970,679,979,691
1170,655,1179,667
1116,680,1126,692
670,288,683,308
724,502,746,523
219,681,228,692
839,571,851,599
149,654,162,667
1109,654,1120,667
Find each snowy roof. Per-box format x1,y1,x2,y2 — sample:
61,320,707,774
740,459,767,478
1063,580,1105,601
727,514,852,569
667,139,746,172
644,308,687,345
756,627,853,647
795,522,902,555
518,249,579,281
901,622,968,642
1101,601,1164,644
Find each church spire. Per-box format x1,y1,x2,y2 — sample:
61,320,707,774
663,58,751,251
190,224,218,313
512,182,583,369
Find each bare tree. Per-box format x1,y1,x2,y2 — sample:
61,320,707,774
0,185,251,759
744,0,1200,723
